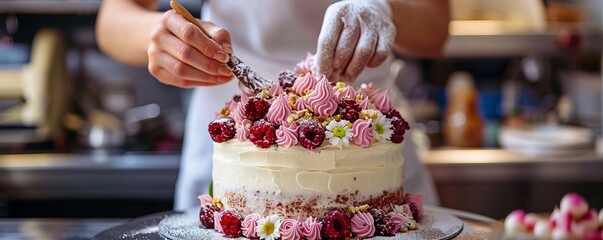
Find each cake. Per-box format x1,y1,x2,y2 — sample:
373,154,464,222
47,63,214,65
199,54,423,239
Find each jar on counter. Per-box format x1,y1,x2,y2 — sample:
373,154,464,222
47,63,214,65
443,72,484,148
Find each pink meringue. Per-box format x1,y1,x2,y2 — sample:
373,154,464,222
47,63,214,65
292,74,318,96
560,192,589,219
266,95,291,125
236,124,250,142
294,53,315,75
504,209,527,235
336,86,357,100
351,212,375,238
359,96,375,110
241,213,261,238
352,119,374,148
388,212,405,233
306,77,338,118
372,90,394,113
227,100,238,118
533,220,553,239
280,219,302,240
234,101,246,123
197,195,212,206
299,216,322,240
269,83,284,98
294,97,307,111
214,211,223,233
276,122,299,148
360,83,379,98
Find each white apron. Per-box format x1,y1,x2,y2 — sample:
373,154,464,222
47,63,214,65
174,0,438,210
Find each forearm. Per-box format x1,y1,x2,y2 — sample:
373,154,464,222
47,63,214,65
388,0,449,57
96,0,161,66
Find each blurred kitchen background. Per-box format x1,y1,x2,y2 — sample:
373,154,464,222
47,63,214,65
0,0,602,221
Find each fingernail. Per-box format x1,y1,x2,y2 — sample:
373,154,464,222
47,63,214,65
222,44,233,54
218,65,231,75
213,51,229,63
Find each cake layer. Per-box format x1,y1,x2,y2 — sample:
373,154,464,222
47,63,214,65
212,141,405,219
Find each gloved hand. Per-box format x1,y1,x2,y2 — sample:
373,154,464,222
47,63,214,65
147,10,233,88
315,0,396,83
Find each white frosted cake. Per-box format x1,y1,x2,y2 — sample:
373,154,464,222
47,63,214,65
199,54,422,239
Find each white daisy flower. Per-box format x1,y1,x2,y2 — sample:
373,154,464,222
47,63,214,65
373,112,393,142
256,215,282,240
325,120,353,148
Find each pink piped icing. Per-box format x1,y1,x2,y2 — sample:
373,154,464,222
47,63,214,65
226,100,238,118
336,86,357,100
197,195,212,206
269,84,284,99
292,74,318,96
280,219,302,240
372,90,394,113
388,212,406,233
214,211,223,233
306,77,338,118
241,213,261,238
403,193,425,220
359,83,379,98
266,95,291,125
240,91,252,104
236,124,250,142
294,53,315,75
294,97,307,111
352,119,374,148
359,97,375,110
299,216,322,240
276,122,299,148
234,101,246,123
351,212,375,238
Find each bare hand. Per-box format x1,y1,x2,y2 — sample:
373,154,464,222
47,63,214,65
316,0,396,83
148,10,233,88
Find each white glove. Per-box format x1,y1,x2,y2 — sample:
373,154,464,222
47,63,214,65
315,0,396,83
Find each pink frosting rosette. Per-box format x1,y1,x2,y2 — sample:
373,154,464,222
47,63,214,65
306,77,338,118
336,86,357,100
227,100,238,118
280,219,302,240
292,74,318,96
276,122,299,148
240,91,252,104
266,95,291,125
299,216,322,240
197,195,213,206
241,213,261,238
403,193,424,220
388,212,406,233
236,124,250,142
351,211,375,238
214,211,223,233
372,90,393,113
352,119,374,147
269,83,284,99
294,53,315,75
359,82,379,98
234,101,246,123
294,97,307,111
359,96,375,110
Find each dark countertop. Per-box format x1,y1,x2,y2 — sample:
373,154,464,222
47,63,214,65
0,218,126,239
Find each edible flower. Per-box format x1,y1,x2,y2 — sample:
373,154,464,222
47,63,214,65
325,120,353,148
256,215,282,240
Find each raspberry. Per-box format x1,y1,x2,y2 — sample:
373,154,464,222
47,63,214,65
369,208,386,224
208,117,236,143
384,108,402,119
409,203,419,221
321,210,351,240
375,216,397,236
244,97,270,121
338,97,360,122
249,120,277,148
390,117,410,143
199,204,219,228
219,210,243,238
278,70,298,91
298,119,325,150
